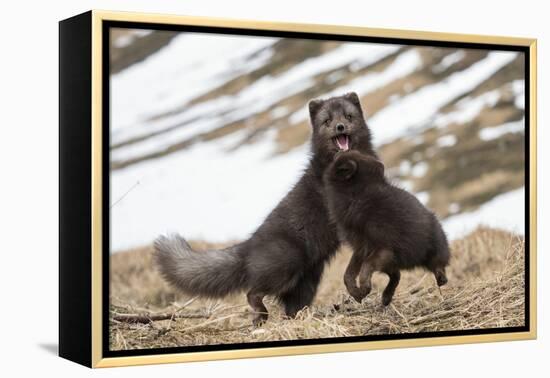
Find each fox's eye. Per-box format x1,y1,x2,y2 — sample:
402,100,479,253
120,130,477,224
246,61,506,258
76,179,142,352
346,114,352,121
324,119,331,126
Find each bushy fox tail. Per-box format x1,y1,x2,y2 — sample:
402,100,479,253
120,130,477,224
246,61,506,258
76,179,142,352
153,234,247,298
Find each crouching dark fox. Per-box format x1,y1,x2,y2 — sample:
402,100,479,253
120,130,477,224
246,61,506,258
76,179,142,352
154,92,378,325
324,151,450,306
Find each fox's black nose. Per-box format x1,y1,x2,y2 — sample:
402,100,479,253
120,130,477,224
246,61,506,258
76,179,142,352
336,123,345,132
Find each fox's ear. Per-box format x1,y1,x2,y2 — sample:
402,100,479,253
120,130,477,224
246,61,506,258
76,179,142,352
344,92,362,109
368,158,385,177
308,99,324,120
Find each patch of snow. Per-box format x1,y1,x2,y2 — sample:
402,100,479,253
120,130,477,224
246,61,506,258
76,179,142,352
443,187,525,240
369,51,518,146
289,48,421,125
270,106,289,119
111,33,279,140
432,50,466,73
325,70,346,84
398,180,413,191
434,89,500,128
388,94,401,103
448,202,460,214
479,119,524,141
288,108,308,125
411,161,429,177
111,130,311,252
332,49,422,98
113,29,153,48
436,134,457,147
416,191,429,205
399,160,412,175
512,79,525,109
434,79,524,130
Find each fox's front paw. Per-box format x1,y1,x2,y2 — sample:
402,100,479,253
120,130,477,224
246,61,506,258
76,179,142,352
252,313,268,327
349,290,365,304
358,284,372,298
435,272,448,286
348,284,371,304
381,292,394,306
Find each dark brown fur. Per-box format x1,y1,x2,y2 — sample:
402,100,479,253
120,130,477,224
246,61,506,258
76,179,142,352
324,151,450,306
154,93,377,325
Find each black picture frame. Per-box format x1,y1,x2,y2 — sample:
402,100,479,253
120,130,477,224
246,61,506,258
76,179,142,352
59,10,537,368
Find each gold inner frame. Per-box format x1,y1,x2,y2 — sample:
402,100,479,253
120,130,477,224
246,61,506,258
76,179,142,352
90,9,537,368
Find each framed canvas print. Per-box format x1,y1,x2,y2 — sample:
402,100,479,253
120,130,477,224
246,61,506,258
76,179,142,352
59,10,537,368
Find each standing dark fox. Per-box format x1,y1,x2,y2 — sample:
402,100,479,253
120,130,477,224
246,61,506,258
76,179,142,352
154,92,377,325
324,151,450,306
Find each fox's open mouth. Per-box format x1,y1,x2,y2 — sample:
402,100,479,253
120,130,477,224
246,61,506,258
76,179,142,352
333,134,350,151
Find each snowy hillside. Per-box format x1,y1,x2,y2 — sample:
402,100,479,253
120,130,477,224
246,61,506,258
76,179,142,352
110,29,526,252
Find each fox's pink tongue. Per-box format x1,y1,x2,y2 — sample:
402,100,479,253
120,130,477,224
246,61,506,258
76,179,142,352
336,135,349,151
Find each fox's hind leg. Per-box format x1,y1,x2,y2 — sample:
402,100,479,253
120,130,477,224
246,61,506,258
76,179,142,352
247,291,268,326
433,268,448,286
429,216,450,287
366,249,399,306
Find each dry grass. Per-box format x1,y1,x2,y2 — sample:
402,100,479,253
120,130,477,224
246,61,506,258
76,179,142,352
109,227,525,350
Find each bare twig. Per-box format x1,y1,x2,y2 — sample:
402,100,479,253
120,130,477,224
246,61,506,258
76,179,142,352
110,181,140,209
176,314,243,333
112,312,207,323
